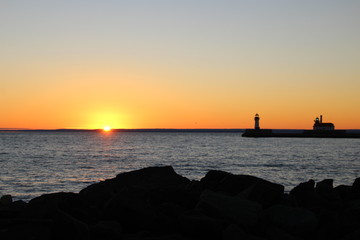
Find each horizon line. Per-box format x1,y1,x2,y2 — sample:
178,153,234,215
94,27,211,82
1,128,360,132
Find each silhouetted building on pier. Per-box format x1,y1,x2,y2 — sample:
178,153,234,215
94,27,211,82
242,114,359,138
313,115,335,131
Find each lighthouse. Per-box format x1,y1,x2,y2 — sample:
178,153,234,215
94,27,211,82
254,113,260,130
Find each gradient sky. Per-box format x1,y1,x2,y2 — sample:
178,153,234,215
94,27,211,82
1,1,359,129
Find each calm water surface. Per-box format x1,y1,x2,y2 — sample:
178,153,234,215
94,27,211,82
0,131,359,201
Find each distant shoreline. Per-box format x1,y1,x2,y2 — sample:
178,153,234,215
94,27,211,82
1,128,360,133
0,128,246,133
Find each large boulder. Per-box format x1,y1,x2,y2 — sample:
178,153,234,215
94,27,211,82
290,179,315,196
146,187,198,209
351,178,360,199
80,166,190,208
178,210,226,239
200,170,232,190
25,192,98,224
263,204,318,236
90,220,122,240
338,200,360,236
0,195,26,219
52,209,90,240
201,170,284,203
241,180,284,207
196,190,262,227
290,179,322,207
221,224,248,240
102,192,156,233
315,179,343,210
78,180,117,209
0,195,13,206
263,225,302,240
334,185,352,201
114,166,190,187
316,179,334,194
341,228,360,240
1,219,53,240
153,202,188,234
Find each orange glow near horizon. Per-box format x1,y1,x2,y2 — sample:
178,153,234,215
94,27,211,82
1,64,358,130
1,99,360,130
1,2,360,130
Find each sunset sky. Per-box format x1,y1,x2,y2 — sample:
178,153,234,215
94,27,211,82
1,1,359,129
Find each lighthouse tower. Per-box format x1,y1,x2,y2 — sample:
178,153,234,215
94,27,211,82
254,113,260,130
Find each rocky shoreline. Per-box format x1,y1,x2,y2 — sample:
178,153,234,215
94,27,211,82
1,166,360,240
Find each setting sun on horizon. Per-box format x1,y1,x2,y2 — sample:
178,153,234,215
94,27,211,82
1,1,360,130
103,126,112,132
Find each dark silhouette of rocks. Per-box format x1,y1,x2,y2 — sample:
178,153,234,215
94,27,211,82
1,166,360,239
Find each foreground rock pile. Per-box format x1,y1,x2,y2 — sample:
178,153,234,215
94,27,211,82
1,166,360,240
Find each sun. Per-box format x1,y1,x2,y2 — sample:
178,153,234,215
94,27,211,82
103,126,112,132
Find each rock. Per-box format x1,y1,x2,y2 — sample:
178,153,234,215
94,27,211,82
1,219,53,240
247,234,268,240
10,200,27,210
263,226,302,240
290,179,315,197
334,185,352,201
316,179,334,194
196,190,262,227
154,202,188,234
25,193,62,219
179,210,226,239
222,224,247,240
25,192,98,223
53,209,90,240
290,180,322,207
122,232,187,240
114,166,190,188
80,166,190,208
314,179,343,211
0,195,13,206
146,187,198,209
201,170,281,198
0,200,26,219
78,180,117,209
341,228,360,240
352,178,360,190
241,180,284,207
90,220,122,240
219,174,270,195
316,221,343,240
5,167,360,239
351,178,360,199
338,200,360,235
103,193,156,233
156,202,188,219
264,204,318,236
200,170,232,191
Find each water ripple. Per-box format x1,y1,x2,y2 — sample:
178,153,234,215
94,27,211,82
1,132,359,201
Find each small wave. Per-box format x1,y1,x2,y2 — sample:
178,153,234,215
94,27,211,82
263,163,292,168
80,166,94,170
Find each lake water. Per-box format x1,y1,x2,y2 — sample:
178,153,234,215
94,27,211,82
1,131,359,201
